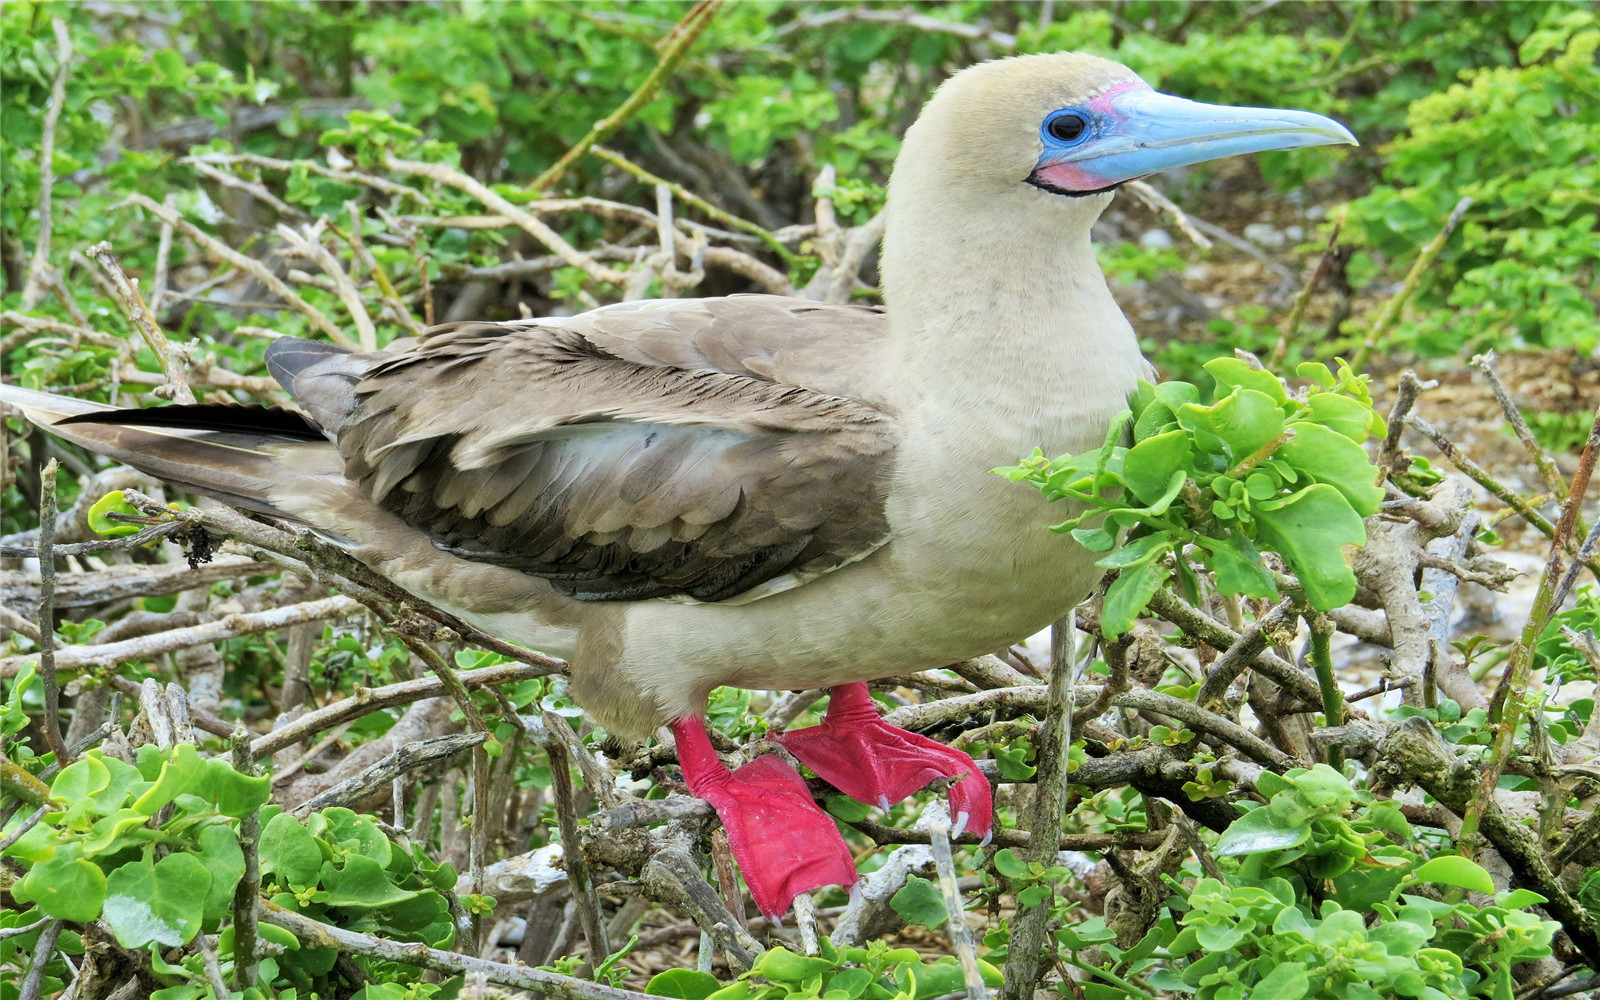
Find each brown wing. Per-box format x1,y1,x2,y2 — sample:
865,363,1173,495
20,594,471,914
273,297,896,603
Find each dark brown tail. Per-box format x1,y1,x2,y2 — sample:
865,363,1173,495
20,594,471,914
1,385,337,519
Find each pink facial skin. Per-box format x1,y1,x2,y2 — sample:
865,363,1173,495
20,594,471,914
1033,80,1152,192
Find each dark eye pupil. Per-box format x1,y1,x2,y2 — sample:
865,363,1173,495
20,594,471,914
1049,115,1086,142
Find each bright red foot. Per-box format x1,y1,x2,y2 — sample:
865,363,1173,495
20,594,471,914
672,716,858,920
774,682,993,840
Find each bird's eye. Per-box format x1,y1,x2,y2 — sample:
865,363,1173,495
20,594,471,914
1047,114,1088,143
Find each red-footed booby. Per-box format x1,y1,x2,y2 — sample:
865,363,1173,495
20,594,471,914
2,53,1353,919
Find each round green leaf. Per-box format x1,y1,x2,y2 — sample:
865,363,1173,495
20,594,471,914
20,852,106,922
86,491,146,537
1413,855,1495,894
104,852,212,948
890,874,948,930
647,969,725,1000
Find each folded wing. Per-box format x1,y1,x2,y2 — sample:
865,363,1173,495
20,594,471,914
274,296,896,603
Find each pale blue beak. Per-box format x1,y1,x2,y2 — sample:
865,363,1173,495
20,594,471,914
1033,86,1358,193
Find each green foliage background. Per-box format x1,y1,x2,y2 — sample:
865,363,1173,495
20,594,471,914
3,3,1599,1000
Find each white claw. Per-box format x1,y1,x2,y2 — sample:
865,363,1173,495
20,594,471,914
951,809,970,841
978,828,993,848
878,795,892,812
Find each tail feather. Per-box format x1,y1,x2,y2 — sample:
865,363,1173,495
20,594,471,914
2,385,336,520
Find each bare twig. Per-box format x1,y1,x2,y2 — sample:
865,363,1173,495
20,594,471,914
85,242,194,404
0,595,363,679
541,711,610,974
293,732,486,816
149,194,176,315
34,458,70,764
118,193,353,347
531,0,723,192
262,903,659,1000
276,220,377,350
1124,180,1214,249
386,157,629,285
1269,206,1344,369
20,19,73,309
1350,197,1472,373
231,740,262,991
1472,350,1569,500
1001,615,1077,1000
18,919,64,1000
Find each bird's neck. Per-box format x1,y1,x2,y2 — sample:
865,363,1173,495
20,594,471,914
879,188,1146,456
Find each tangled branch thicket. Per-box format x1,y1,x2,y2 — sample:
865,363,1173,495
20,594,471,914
4,4,1600,1000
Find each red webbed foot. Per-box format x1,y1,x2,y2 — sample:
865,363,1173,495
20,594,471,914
672,716,857,920
774,682,993,840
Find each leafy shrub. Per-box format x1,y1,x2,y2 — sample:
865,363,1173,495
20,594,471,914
998,357,1386,636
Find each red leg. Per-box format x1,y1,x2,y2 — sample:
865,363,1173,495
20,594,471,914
774,683,993,840
671,715,857,920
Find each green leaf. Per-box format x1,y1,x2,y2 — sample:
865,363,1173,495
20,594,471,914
890,875,948,930
193,824,247,924
1122,430,1193,506
1195,535,1278,601
318,854,420,910
1214,806,1309,856
992,849,1031,879
19,851,106,922
51,754,112,803
1251,484,1366,610
259,813,324,887
1250,961,1309,1000
1278,422,1385,516
200,757,273,818
1413,855,1495,893
1305,392,1375,443
130,744,207,815
1205,357,1287,404
1100,543,1170,639
86,491,146,537
1178,388,1286,463
752,946,836,983
647,969,725,1000
104,852,212,948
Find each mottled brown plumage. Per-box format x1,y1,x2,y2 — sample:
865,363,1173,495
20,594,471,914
275,299,896,603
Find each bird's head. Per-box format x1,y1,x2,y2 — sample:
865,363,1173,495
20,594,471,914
894,51,1355,215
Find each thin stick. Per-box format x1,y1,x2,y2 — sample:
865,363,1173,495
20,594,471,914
340,202,426,336
276,221,377,350
196,930,232,1000
0,595,363,679
1124,180,1214,249
543,711,611,974
1471,350,1571,503
118,193,354,347
1307,614,1344,771
929,813,987,1000
20,19,73,310
17,919,63,1000
85,241,195,404
1408,414,1600,579
1466,401,1600,847
149,194,176,315
589,146,798,264
34,458,70,764
1000,614,1077,1000
1269,206,1344,369
531,1,723,193
1350,197,1471,373
232,739,262,991
262,903,658,1000
386,156,628,285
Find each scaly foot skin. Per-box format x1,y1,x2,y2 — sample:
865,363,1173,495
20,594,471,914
671,716,858,919
774,682,994,840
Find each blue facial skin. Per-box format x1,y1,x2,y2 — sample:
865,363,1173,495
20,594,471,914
1030,86,1358,193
